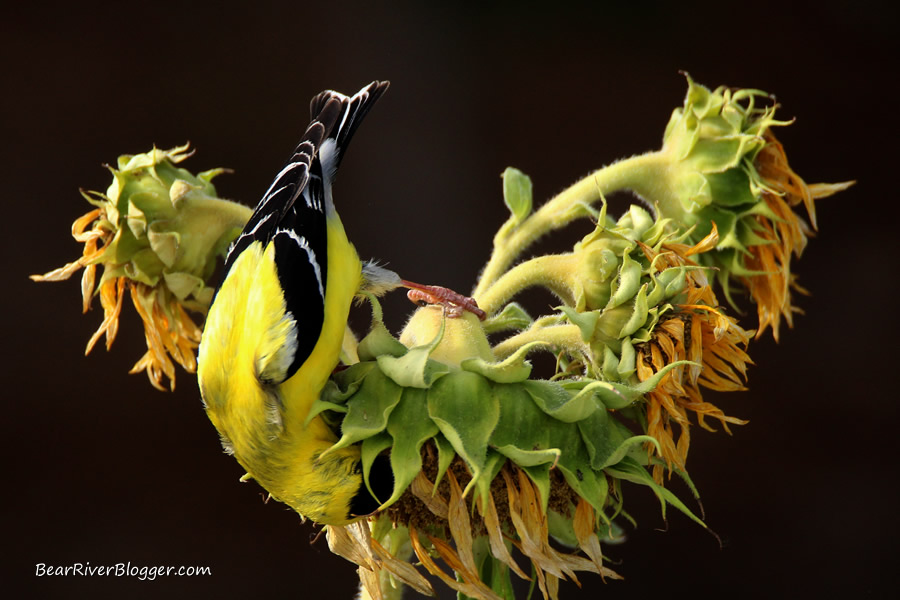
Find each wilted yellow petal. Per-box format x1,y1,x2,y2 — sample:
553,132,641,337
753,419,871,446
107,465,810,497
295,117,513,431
446,471,479,580
30,261,84,282
684,221,719,256
409,471,448,519
503,469,567,580
85,278,124,356
370,537,434,597
554,552,622,581
129,285,176,390
409,525,501,600
80,264,96,314
546,573,560,600
358,566,382,600
476,492,529,580
573,499,604,577
808,181,855,199
326,524,373,570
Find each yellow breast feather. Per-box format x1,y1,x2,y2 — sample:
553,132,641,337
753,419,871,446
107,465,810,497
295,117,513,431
199,217,363,524
198,81,395,525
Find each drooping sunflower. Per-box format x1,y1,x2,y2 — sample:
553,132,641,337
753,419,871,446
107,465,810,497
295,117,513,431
32,145,251,389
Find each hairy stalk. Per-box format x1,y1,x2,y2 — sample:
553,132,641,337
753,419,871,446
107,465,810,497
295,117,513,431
476,253,576,315
473,151,666,303
492,323,585,359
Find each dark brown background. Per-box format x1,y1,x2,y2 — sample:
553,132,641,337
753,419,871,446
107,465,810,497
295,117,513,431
4,1,896,598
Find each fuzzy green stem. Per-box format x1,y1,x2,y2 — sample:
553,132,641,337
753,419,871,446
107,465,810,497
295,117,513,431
473,151,668,305
492,323,585,360
476,253,576,315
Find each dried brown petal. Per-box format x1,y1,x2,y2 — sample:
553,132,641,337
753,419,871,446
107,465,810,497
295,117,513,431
370,537,434,597
476,491,529,580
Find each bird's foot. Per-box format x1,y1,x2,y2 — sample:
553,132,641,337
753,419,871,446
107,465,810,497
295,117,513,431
401,280,486,320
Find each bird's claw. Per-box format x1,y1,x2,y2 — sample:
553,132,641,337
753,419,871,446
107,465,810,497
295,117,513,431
401,280,486,320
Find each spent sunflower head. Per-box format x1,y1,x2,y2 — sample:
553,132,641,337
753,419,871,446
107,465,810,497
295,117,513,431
650,75,854,339
631,232,753,482
31,144,251,389
313,193,752,599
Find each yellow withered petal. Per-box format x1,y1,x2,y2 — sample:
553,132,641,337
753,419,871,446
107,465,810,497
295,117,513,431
476,491,530,580
446,471,480,581
638,297,752,478
410,525,503,600
130,285,176,390
325,524,367,571
84,277,124,355
740,130,855,340
369,536,434,597
408,471,449,519
684,221,720,256
358,567,381,600
80,262,96,314
573,499,606,579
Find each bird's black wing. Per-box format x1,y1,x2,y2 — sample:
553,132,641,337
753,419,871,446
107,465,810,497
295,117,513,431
218,81,389,381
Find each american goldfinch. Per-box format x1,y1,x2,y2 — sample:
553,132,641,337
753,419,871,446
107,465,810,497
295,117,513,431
198,81,482,526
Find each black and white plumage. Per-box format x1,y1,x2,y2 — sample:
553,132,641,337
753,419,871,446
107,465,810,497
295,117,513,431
218,80,392,382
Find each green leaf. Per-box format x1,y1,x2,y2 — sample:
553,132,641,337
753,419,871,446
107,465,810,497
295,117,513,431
377,350,450,390
325,369,403,453
706,168,757,207
324,362,378,404
617,338,636,379
360,432,393,504
523,380,600,423
197,167,227,185
663,267,689,300
547,507,578,547
547,419,608,516
577,408,659,471
357,294,408,362
502,167,533,224
433,434,457,491
619,283,649,337
605,456,705,527
473,450,507,508
474,536,516,600
587,381,635,410
625,359,698,396
626,204,654,238
383,388,440,508
427,372,499,495
162,271,204,301
461,341,545,383
574,408,616,470
377,309,450,388
558,306,598,342
607,249,641,309
601,345,620,380
482,302,533,335
491,383,559,467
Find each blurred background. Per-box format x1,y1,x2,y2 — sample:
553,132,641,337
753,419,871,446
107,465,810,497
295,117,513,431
4,1,896,598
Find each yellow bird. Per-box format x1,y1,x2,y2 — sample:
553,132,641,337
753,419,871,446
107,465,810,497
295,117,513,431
198,81,481,526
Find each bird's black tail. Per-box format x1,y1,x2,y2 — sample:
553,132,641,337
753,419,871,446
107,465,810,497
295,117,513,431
309,80,390,176
222,80,389,276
